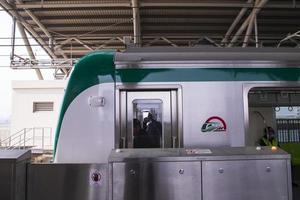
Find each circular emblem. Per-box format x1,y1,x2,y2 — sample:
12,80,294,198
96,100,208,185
201,116,227,132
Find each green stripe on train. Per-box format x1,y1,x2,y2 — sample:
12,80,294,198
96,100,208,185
116,68,300,82
53,51,115,156
54,51,300,155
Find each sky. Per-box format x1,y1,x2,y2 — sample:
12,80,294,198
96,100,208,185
0,11,53,123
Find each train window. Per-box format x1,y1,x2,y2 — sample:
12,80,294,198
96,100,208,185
132,99,163,148
248,88,300,145
248,87,300,166
276,107,300,143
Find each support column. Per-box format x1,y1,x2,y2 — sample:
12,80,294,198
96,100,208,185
132,0,141,46
254,15,259,47
10,17,16,60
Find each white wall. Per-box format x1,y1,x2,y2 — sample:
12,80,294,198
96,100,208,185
10,80,66,149
0,124,10,141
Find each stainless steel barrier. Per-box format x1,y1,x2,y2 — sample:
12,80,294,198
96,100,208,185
0,150,31,200
109,147,292,200
0,147,293,200
27,164,108,200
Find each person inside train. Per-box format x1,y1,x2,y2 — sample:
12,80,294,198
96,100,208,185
145,113,162,148
133,118,148,148
133,119,142,137
142,116,149,131
259,126,278,147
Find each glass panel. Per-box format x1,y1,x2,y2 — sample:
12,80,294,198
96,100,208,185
132,99,163,148
248,87,300,165
276,107,300,143
248,88,300,145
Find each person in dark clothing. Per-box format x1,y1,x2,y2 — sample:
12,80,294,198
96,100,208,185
142,117,149,131
133,119,142,137
133,118,148,148
259,126,278,147
145,113,162,148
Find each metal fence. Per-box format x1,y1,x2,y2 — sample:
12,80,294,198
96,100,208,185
0,127,53,150
276,119,300,143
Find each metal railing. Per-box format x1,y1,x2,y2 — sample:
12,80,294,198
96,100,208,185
10,57,76,70
277,119,300,143
0,127,53,151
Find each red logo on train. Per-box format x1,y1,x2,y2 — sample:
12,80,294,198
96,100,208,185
201,116,227,132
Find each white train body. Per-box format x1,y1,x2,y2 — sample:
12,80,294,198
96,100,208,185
54,47,300,163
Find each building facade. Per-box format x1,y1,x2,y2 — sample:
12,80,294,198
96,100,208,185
8,80,66,150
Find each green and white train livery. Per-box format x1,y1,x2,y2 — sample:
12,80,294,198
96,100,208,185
54,47,300,163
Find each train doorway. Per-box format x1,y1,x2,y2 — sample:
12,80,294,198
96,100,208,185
118,90,181,149
247,87,300,163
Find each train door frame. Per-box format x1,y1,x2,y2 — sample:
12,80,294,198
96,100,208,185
115,85,183,149
243,82,300,144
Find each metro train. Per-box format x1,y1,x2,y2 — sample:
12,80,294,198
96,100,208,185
54,47,300,164
2,47,298,200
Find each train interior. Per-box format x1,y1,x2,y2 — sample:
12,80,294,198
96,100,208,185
248,87,300,196
119,90,180,149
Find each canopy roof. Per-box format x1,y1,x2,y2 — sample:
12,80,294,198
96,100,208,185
1,0,300,78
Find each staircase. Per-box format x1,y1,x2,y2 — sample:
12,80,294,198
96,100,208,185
0,127,53,154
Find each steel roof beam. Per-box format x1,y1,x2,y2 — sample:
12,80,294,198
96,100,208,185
278,31,300,47
54,37,74,50
203,36,222,47
15,2,131,9
17,1,69,75
140,2,295,8
161,37,178,47
73,38,94,51
0,0,69,77
222,0,254,46
53,35,281,40
16,0,69,75
0,1,54,57
22,10,52,38
94,37,118,50
243,0,260,47
254,15,259,47
14,1,297,9
228,0,268,47
17,22,43,80
58,48,125,54
116,37,126,44
144,37,161,47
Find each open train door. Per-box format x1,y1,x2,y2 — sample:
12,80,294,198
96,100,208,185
118,89,181,149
